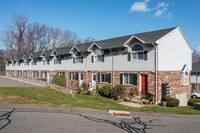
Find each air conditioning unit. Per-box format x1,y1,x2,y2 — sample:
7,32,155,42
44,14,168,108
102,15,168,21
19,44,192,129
123,47,130,53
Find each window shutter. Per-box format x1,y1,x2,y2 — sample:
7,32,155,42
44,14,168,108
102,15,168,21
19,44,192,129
127,53,131,61
120,74,123,84
54,59,55,64
73,58,75,64
102,55,104,62
81,57,83,63
108,73,111,83
144,51,148,60
91,56,94,63
98,73,100,83
76,72,79,81
70,72,71,80
133,74,137,85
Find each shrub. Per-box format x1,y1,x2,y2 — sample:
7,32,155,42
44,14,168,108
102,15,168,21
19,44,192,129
99,85,113,98
80,82,88,91
112,84,126,98
56,75,66,87
162,97,180,107
194,103,200,110
188,98,200,107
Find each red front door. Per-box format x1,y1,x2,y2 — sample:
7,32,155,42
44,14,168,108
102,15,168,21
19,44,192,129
141,75,148,95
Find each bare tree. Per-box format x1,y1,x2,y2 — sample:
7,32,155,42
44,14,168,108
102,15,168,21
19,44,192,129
83,36,95,43
47,27,61,49
192,49,200,63
25,22,48,53
11,14,28,56
60,30,80,47
0,13,96,58
0,28,16,57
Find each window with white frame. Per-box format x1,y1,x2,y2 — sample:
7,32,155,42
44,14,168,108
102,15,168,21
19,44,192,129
95,55,104,62
100,73,110,83
75,57,83,63
91,55,104,63
128,44,147,61
123,74,137,85
183,71,189,85
132,44,144,60
71,72,78,80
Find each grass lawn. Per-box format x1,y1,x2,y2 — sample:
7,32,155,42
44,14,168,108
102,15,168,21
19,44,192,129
0,87,199,115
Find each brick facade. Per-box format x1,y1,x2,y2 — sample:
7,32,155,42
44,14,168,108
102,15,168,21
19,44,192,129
6,69,191,103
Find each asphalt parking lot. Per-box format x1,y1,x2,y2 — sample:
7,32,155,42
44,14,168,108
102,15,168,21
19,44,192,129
0,104,200,133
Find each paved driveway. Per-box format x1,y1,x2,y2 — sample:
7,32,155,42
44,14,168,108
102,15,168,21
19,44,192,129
0,104,200,133
0,77,37,87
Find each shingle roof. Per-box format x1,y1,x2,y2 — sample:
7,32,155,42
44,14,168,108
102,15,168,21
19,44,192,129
95,35,132,49
76,42,93,52
44,50,53,57
134,27,177,43
93,27,177,49
8,27,178,59
192,62,200,73
55,46,73,55
32,51,42,59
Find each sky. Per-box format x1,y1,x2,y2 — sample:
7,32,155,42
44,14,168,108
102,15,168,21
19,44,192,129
0,0,200,51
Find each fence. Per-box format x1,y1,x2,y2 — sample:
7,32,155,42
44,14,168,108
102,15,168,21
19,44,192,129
0,75,73,96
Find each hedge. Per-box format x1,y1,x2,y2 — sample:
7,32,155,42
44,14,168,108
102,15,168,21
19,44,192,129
194,103,200,110
56,75,66,87
113,84,126,97
162,97,180,107
188,98,200,107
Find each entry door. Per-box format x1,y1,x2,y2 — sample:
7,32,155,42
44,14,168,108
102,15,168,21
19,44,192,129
79,73,83,86
92,73,97,89
47,72,50,83
141,75,148,95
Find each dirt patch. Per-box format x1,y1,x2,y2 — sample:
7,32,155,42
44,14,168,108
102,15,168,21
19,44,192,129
0,93,52,107
0,94,21,104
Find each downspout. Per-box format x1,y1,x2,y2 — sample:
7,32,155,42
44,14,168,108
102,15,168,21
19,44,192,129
85,53,88,85
110,49,114,88
153,43,158,104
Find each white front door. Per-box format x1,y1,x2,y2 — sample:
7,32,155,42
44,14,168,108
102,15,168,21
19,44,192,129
47,72,50,83
92,73,97,89
79,73,83,87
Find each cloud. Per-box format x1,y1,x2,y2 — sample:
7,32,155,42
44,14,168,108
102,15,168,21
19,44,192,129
130,0,173,18
154,8,167,17
130,0,151,12
197,47,200,52
157,2,168,8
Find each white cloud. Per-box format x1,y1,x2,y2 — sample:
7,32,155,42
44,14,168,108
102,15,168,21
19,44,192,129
157,2,168,8
154,8,167,17
167,11,173,18
197,46,200,52
130,0,151,12
130,0,173,18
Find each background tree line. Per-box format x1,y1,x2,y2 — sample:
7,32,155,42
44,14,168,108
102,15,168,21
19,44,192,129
0,14,95,58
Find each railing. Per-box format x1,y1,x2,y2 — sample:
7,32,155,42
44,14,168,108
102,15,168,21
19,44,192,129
0,74,73,96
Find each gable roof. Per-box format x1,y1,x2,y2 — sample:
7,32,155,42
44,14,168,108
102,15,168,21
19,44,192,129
192,62,200,73
44,49,53,57
32,51,42,59
7,27,180,59
76,42,93,52
55,46,73,55
134,27,177,43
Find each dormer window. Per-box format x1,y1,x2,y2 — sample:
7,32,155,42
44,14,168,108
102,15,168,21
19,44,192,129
128,44,147,61
73,52,83,64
